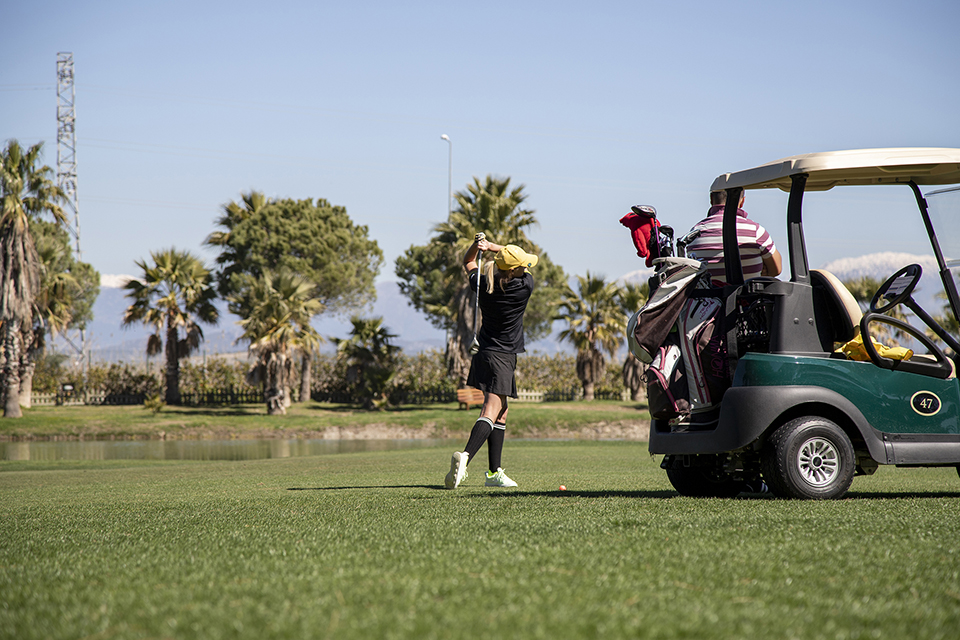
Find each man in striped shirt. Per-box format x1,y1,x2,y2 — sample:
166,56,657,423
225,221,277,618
685,191,782,286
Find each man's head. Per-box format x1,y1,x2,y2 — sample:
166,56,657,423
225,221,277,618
710,190,745,207
494,245,538,278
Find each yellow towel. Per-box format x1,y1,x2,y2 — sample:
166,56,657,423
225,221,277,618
839,333,913,362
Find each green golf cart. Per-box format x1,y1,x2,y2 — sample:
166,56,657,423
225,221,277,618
648,148,960,499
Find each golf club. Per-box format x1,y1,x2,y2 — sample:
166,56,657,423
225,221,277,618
469,232,484,355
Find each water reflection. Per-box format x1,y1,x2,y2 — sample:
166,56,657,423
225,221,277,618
1,438,448,462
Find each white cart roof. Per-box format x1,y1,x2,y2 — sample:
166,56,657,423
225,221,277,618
711,148,960,192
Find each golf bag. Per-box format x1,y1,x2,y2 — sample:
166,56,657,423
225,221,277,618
627,258,732,421
645,332,689,420
643,293,732,420
676,293,731,413
627,257,706,364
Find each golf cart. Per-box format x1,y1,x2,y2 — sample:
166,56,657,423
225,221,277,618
645,148,960,499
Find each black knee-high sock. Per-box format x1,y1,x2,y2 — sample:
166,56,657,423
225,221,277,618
463,417,493,462
488,423,506,472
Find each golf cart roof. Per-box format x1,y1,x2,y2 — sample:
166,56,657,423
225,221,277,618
711,147,960,192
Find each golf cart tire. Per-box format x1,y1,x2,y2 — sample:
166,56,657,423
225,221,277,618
665,466,744,498
761,416,855,500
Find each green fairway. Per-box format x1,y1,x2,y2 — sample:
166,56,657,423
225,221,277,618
2,441,959,639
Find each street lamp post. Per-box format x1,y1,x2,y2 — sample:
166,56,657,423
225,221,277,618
440,134,454,351
441,134,452,218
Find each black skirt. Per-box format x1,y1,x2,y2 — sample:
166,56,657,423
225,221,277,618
466,350,518,398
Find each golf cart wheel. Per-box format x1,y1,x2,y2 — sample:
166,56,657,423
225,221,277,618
761,417,855,500
665,465,744,498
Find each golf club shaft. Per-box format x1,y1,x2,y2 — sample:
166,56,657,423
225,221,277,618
472,233,484,349
474,250,481,337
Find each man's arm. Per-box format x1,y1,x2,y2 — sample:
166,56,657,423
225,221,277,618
761,248,783,277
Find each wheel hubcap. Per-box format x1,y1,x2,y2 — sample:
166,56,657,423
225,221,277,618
797,437,839,486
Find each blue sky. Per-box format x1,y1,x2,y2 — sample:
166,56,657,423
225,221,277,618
3,0,959,298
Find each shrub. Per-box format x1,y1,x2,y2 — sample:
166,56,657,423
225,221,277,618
143,393,165,414
516,351,579,393
517,351,625,400
31,352,72,393
593,360,626,399
310,352,350,400
179,357,256,392
82,362,162,396
42,356,260,399
388,349,455,404
310,350,455,405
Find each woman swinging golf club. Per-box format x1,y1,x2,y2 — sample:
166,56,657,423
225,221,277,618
445,233,539,489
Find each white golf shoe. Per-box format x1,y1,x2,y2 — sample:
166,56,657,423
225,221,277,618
444,451,469,489
484,467,518,488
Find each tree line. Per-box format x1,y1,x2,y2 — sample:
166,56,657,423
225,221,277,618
0,139,651,418
11,137,949,418
117,176,650,414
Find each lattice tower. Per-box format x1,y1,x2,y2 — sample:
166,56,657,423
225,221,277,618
57,52,81,257
56,52,87,369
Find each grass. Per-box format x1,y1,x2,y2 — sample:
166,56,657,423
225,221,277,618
0,400,649,440
2,441,959,639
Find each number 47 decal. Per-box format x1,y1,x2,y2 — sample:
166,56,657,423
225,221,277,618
910,391,942,416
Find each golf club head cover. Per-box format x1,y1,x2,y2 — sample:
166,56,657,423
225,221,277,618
620,205,659,267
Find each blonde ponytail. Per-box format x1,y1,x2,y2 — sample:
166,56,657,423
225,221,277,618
482,261,496,294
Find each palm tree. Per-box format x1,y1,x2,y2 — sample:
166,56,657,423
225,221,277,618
929,290,960,358
843,275,908,341
433,176,539,385
204,190,268,295
1,140,65,418
18,230,79,408
335,316,400,410
17,219,98,407
233,269,322,415
122,249,219,405
556,273,627,401
843,276,882,313
618,281,649,402
933,291,960,334
397,175,568,386
435,176,538,248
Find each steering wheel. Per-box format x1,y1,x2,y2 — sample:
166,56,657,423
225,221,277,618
859,314,954,379
861,263,960,378
870,264,922,313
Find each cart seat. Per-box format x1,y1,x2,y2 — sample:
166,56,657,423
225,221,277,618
811,269,862,347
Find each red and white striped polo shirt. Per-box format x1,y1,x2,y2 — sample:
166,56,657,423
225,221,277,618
685,206,777,286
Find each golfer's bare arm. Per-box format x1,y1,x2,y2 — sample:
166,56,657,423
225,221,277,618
761,248,783,277
463,238,504,272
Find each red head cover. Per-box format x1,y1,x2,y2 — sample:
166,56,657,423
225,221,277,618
619,210,658,267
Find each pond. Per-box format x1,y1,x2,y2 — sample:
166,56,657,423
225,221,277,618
0,438,449,462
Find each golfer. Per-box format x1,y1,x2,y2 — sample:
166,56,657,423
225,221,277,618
444,235,538,489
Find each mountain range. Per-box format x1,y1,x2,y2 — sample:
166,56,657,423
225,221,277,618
73,280,449,364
